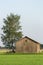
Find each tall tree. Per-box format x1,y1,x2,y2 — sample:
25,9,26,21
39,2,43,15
1,13,23,52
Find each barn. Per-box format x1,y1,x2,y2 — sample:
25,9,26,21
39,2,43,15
16,36,40,53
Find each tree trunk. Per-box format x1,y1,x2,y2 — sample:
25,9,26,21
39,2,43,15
12,42,15,53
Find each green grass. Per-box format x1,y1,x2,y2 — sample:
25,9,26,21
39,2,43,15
0,53,43,65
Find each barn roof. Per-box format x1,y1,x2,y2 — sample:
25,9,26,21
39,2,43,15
24,36,40,44
16,36,40,44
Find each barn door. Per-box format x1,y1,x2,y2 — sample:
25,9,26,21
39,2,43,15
23,42,29,53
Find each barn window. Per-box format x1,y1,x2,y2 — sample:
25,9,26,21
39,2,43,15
25,40,27,42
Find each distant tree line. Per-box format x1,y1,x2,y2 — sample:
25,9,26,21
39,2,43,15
40,44,43,49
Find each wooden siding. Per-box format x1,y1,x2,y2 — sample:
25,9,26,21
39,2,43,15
16,37,40,53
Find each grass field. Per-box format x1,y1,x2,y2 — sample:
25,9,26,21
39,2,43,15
0,53,43,65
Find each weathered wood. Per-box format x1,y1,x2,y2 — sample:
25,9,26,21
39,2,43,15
16,36,40,53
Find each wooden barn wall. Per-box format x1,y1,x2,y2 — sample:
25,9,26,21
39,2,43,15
16,38,40,53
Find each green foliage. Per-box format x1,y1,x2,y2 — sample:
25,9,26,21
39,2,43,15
0,54,43,65
1,13,23,49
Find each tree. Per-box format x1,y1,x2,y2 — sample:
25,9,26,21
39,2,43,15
1,13,23,52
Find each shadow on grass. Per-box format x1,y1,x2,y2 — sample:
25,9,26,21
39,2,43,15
0,51,43,55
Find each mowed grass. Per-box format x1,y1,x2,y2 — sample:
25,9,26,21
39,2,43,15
0,54,43,65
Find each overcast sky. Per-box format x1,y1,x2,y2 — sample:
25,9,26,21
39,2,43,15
0,0,43,46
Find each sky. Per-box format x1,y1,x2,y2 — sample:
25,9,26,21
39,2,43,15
0,0,43,46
